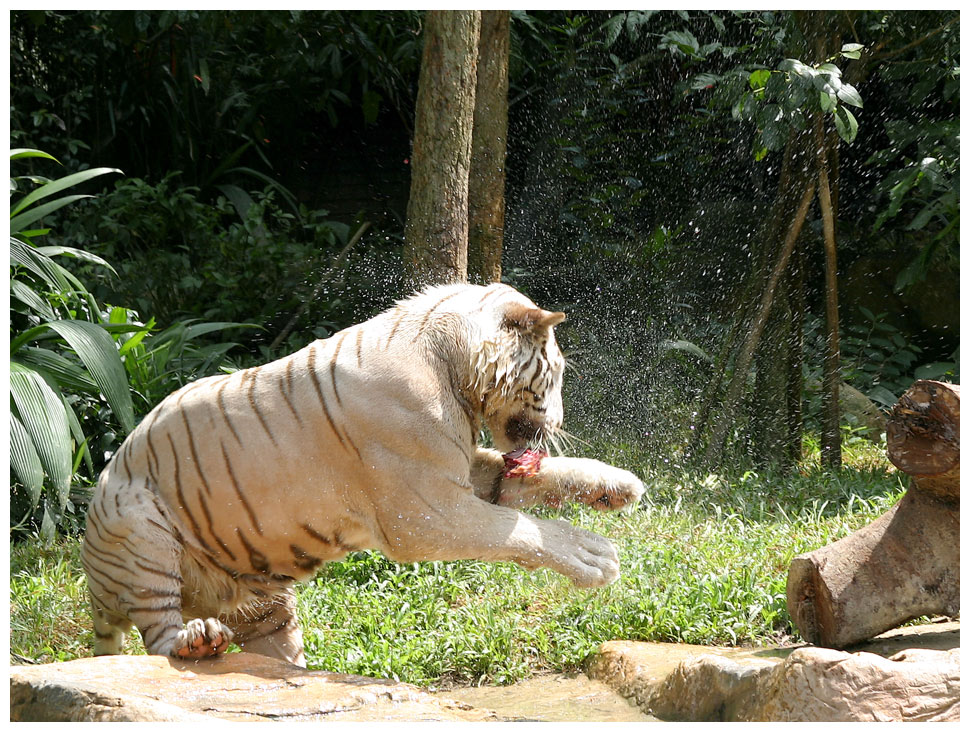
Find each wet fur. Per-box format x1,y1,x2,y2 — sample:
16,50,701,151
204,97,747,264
81,282,644,666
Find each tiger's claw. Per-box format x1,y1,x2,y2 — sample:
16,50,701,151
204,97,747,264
174,617,233,659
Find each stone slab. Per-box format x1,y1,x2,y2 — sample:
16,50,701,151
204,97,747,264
9,653,497,722
10,621,960,723
587,620,960,722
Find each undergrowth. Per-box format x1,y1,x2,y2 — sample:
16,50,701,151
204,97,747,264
9,438,906,686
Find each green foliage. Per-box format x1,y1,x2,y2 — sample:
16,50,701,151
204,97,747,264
706,44,864,161
56,174,352,350
868,115,959,292
9,150,251,539
10,10,423,182
799,307,959,433
838,307,958,408
9,150,130,538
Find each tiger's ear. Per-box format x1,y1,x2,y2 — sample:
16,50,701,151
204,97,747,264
503,303,566,334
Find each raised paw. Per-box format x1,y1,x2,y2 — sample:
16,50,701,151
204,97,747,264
552,459,645,511
174,617,233,659
576,469,645,511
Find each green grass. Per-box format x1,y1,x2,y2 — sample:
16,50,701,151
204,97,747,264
9,438,906,685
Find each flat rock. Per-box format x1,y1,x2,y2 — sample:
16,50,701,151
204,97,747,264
10,622,959,722
588,621,960,722
9,652,497,722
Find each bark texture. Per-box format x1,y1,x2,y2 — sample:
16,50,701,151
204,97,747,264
403,10,481,288
467,10,509,285
786,380,960,648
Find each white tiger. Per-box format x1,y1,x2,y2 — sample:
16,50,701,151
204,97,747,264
81,282,644,666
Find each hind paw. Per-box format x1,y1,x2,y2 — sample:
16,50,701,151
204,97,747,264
174,618,233,659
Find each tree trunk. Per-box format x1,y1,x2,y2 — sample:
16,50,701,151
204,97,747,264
688,131,809,469
785,240,806,466
467,10,509,286
403,10,481,289
787,380,960,649
702,178,816,467
816,113,842,469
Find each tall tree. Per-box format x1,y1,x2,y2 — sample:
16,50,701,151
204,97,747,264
689,10,956,472
467,10,511,285
403,10,481,288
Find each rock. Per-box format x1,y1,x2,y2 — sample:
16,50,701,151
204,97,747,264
10,623,960,722
839,381,887,440
755,647,959,722
9,652,497,722
588,622,961,722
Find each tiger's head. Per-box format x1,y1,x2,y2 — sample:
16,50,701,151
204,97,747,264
471,292,567,453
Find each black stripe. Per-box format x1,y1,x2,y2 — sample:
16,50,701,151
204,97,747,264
246,369,279,447
121,442,133,482
82,541,131,574
144,409,163,484
86,499,129,546
385,308,407,349
197,488,237,561
330,331,348,406
301,522,333,546
128,603,182,615
289,544,323,571
355,327,364,368
142,622,180,649
417,290,462,338
181,411,211,497
81,562,128,599
166,433,215,554
279,359,303,425
301,522,357,552
237,529,270,574
217,380,244,445
307,344,351,453
220,440,263,535
133,560,181,582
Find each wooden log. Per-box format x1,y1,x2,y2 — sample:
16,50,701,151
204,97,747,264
786,380,960,649
887,380,959,503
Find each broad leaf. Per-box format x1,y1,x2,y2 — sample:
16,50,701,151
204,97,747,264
10,166,121,218
9,364,72,502
36,245,118,274
10,411,45,507
10,149,60,163
45,320,136,433
14,348,99,394
10,194,93,233
836,82,863,108
9,236,73,293
834,106,859,143
10,280,57,321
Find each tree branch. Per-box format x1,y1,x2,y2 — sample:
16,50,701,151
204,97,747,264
869,16,958,65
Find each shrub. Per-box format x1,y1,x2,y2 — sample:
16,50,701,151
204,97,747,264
9,149,130,537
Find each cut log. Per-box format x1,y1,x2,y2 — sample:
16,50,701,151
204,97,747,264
786,380,960,649
886,380,959,503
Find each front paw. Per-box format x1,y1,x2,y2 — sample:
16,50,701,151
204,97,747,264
548,458,644,511
557,523,621,587
576,466,645,511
